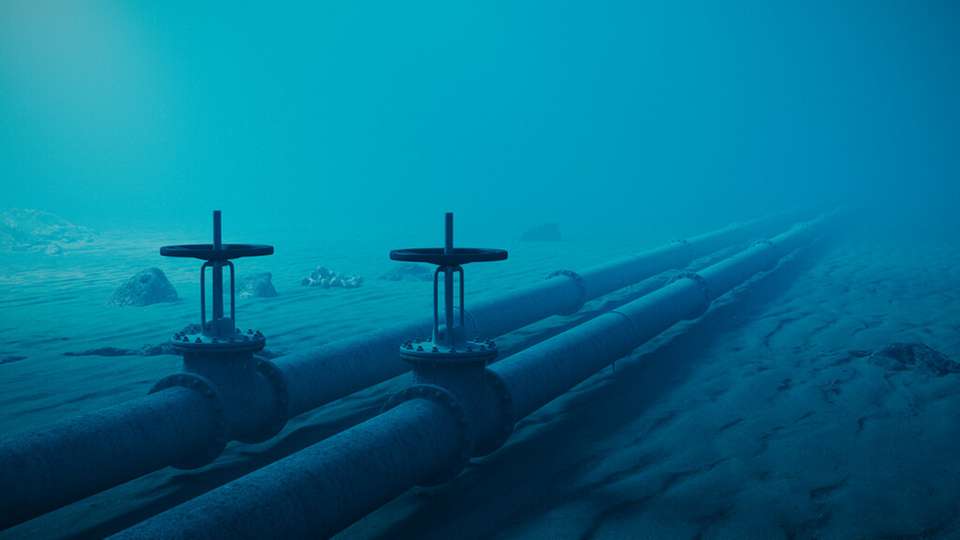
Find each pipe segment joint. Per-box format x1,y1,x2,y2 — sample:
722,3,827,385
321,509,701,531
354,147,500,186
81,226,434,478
668,271,712,317
382,384,472,486
149,373,228,469
254,359,290,440
393,355,516,459
546,270,588,315
105,213,827,538
473,369,516,456
178,351,289,447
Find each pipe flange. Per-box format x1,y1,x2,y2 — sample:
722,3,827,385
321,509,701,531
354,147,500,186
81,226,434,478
250,359,290,442
668,271,712,318
473,369,515,456
150,373,228,469
382,384,472,486
547,269,587,315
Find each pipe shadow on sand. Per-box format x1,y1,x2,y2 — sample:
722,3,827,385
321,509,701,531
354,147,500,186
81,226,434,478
359,238,835,540
65,252,746,538
60,238,831,539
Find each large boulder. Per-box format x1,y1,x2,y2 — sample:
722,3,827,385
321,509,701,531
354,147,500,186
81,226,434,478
239,272,278,298
520,223,562,242
110,268,178,306
0,208,96,252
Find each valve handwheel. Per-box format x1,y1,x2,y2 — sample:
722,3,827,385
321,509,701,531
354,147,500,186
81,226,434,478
160,243,273,260
389,247,507,266
391,212,507,365
161,210,274,354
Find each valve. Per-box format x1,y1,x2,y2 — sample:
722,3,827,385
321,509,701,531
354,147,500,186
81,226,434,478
157,211,286,448
390,212,507,365
161,210,273,354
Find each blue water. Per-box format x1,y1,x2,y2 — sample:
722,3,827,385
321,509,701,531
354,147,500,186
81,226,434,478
1,1,958,538
3,1,958,238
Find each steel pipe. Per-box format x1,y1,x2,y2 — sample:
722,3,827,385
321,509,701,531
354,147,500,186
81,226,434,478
494,217,824,420
0,362,289,530
113,397,461,540
115,215,826,539
0,388,221,530
0,213,795,531
276,212,798,418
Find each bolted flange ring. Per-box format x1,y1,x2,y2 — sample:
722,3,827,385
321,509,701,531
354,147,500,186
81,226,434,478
472,369,515,456
251,359,290,442
382,384,472,486
150,373,228,469
668,271,712,318
547,269,588,315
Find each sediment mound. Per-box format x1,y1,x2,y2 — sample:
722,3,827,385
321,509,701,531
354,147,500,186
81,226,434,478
868,342,960,376
379,263,433,282
0,208,96,253
521,223,563,242
65,324,282,359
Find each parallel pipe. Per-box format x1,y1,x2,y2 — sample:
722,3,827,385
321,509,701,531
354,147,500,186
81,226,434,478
114,215,826,539
493,217,823,421
277,212,799,418
0,388,221,528
113,398,461,539
0,213,793,531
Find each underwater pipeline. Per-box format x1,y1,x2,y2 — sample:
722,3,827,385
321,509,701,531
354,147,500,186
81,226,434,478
276,210,801,419
111,213,828,539
0,211,798,531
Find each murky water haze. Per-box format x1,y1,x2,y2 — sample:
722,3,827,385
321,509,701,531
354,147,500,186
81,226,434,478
1,2,959,538
2,1,957,245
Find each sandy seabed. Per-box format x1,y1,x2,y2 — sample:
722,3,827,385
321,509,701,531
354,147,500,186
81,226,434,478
1,220,958,539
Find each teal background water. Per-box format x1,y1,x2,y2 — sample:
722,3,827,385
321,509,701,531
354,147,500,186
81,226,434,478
2,3,960,538
2,1,957,242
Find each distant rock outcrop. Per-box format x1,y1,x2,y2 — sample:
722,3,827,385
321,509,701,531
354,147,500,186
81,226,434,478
521,223,562,242
380,263,433,282
0,208,96,253
110,268,178,306
301,266,363,289
868,342,960,376
239,272,278,298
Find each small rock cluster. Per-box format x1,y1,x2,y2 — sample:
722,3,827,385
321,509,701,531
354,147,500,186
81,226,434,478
301,266,363,289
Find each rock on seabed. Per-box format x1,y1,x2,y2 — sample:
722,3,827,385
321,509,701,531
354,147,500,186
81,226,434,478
110,268,178,306
520,223,563,242
868,342,960,376
239,272,278,298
